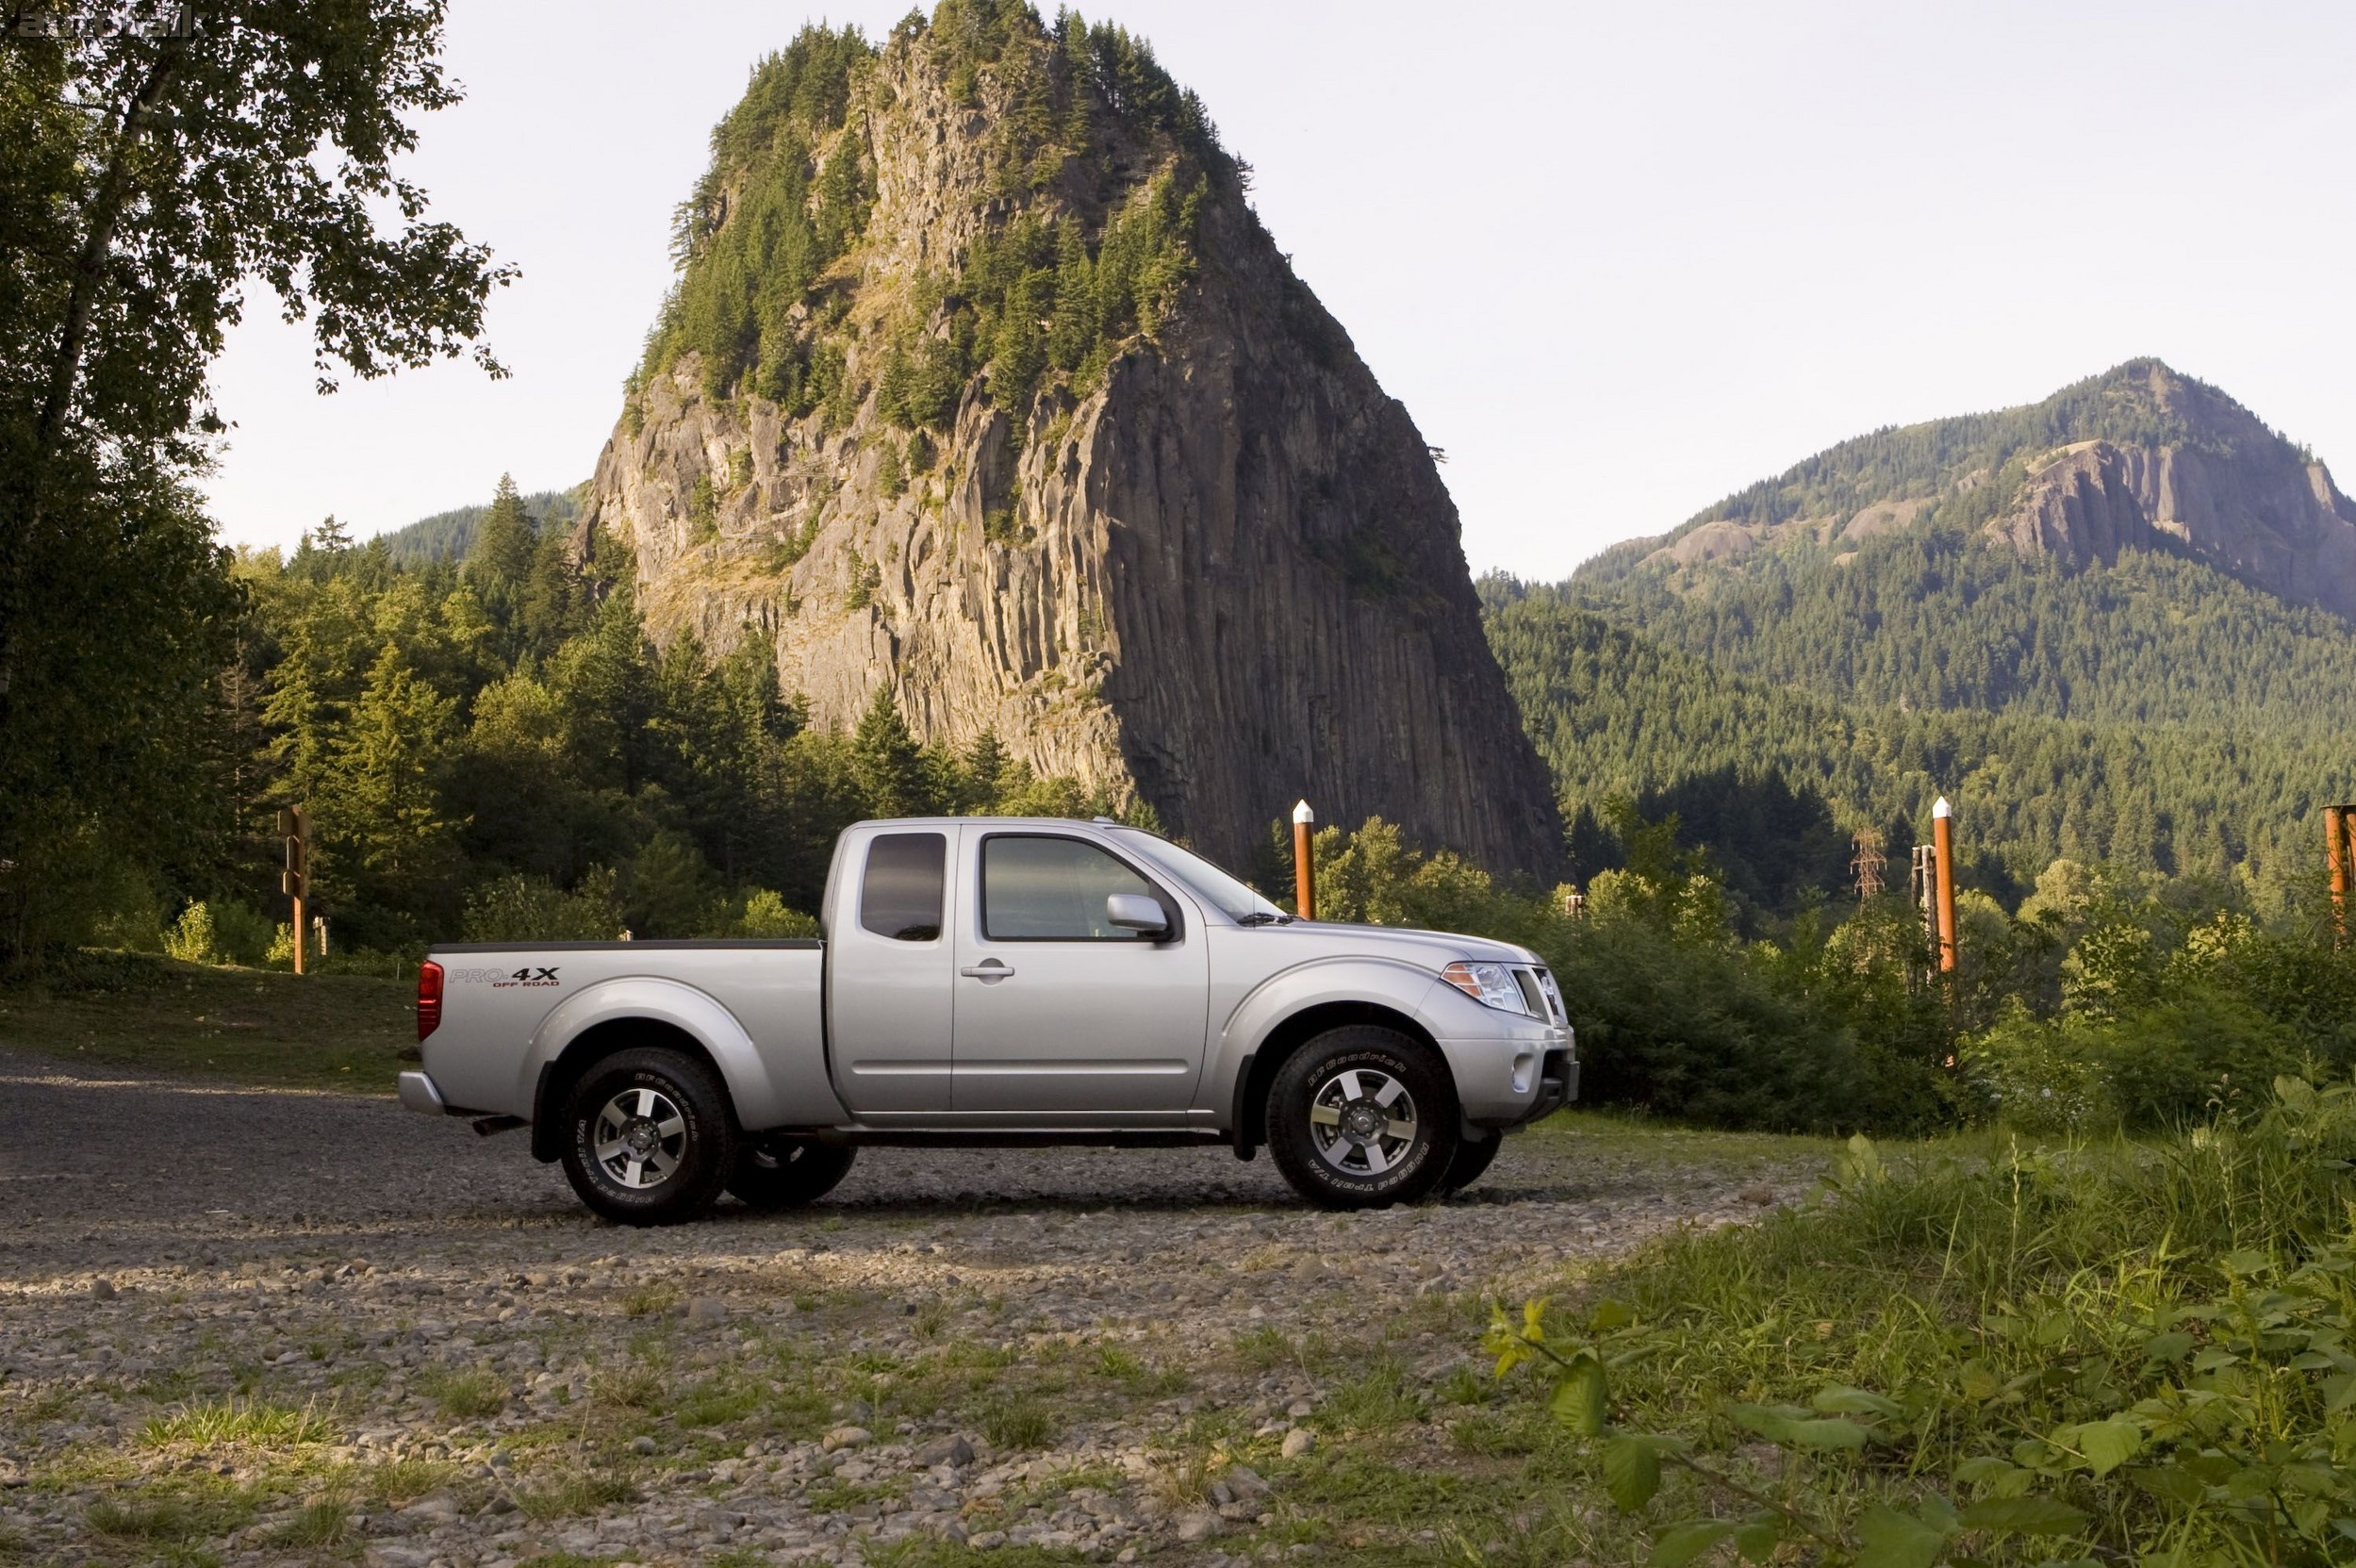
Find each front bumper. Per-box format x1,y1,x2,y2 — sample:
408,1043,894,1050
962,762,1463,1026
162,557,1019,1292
1528,1048,1579,1120
397,1070,449,1115
1442,1026,1579,1128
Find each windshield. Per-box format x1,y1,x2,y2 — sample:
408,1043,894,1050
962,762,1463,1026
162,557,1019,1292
1112,829,1289,924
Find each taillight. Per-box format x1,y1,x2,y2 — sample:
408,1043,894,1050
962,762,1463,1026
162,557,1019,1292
417,960,443,1040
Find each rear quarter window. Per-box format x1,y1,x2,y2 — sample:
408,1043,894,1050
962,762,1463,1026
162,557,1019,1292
860,833,946,941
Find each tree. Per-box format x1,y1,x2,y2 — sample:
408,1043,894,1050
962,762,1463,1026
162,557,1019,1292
316,642,461,939
464,474,535,644
0,2,511,959
851,685,929,817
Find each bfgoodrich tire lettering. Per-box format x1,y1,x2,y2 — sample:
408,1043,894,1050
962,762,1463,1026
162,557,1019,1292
727,1134,856,1210
1267,1026,1458,1210
559,1048,735,1226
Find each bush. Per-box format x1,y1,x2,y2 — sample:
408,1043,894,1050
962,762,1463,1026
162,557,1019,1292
162,901,219,965
716,888,820,938
161,900,274,967
1290,815,1949,1133
461,869,624,943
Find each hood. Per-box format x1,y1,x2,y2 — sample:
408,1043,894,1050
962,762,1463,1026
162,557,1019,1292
1268,920,1540,968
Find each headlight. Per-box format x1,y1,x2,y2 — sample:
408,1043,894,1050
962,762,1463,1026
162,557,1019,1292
1441,961,1534,1015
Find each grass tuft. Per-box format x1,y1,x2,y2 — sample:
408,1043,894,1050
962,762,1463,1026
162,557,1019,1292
139,1396,330,1449
420,1367,508,1420
515,1468,638,1521
271,1500,350,1547
980,1395,1055,1451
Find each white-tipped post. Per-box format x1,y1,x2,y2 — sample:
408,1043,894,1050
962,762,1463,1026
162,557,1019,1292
1930,796,1957,974
1292,801,1316,919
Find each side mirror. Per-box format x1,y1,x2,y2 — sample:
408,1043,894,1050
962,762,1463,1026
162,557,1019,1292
1106,893,1168,935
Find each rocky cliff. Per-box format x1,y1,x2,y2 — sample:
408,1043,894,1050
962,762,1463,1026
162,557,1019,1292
1989,421,2356,618
1587,360,2356,619
581,7,1562,877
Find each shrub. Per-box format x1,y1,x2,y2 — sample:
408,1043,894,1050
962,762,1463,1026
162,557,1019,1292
162,900,274,966
462,868,624,943
718,888,820,938
162,900,220,965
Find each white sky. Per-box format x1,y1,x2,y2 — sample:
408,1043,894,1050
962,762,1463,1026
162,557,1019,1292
201,0,2356,581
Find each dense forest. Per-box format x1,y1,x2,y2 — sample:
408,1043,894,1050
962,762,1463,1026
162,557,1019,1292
1483,573,2356,908
78,479,1147,968
1492,362,2356,919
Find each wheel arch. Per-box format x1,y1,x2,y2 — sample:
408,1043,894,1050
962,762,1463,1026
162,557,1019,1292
1229,1000,1443,1154
529,1014,741,1164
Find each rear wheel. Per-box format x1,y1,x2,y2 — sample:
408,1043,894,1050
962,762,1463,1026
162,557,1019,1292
559,1048,735,1226
1266,1026,1458,1210
1438,1131,1505,1195
728,1134,856,1210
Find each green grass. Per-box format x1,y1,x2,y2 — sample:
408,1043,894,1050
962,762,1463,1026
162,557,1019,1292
0,953,415,1093
270,1500,350,1547
1482,1077,2356,1568
672,1376,763,1428
515,1468,637,1521
980,1395,1056,1451
86,1496,204,1541
139,1397,332,1449
420,1368,508,1420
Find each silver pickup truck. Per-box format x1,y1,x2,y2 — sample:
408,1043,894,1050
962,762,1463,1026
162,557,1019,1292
400,817,1577,1223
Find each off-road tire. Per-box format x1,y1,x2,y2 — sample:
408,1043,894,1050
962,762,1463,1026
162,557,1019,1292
1438,1131,1505,1195
559,1048,736,1226
1266,1026,1458,1210
727,1134,856,1211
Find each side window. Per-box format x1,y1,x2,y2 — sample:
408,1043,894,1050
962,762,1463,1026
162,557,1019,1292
860,833,946,941
981,835,1163,941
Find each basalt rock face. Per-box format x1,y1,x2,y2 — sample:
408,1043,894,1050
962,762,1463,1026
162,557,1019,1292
1588,360,2356,619
1990,425,2356,618
583,8,1562,877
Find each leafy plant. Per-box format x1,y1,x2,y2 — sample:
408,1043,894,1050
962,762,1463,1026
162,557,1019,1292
1487,1078,2356,1567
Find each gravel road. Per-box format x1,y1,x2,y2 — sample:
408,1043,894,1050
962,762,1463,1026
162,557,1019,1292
0,1048,1817,1567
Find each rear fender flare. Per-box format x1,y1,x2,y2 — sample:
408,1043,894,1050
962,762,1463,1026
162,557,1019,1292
521,977,794,1135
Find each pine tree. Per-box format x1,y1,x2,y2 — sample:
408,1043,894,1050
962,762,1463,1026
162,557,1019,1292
466,475,536,644
964,729,1009,808
852,685,930,817
319,642,461,925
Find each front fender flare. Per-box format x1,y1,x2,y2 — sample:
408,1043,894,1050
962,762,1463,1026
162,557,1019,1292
521,977,796,1132
1206,956,1443,1131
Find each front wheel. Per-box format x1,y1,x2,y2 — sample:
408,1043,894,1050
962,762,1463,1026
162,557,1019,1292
1438,1131,1504,1195
728,1134,856,1210
1266,1026,1458,1210
559,1048,736,1227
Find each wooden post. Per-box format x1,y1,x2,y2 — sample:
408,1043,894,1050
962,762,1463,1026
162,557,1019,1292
2330,804,2349,948
278,806,308,976
1932,796,1958,974
1292,800,1316,920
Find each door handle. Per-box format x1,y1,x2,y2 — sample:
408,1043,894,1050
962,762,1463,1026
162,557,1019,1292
960,961,1014,980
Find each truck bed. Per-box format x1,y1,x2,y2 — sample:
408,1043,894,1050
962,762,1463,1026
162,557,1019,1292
421,939,832,1129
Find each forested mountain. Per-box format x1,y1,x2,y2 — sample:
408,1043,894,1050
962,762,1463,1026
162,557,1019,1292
1489,361,2356,911
376,487,581,566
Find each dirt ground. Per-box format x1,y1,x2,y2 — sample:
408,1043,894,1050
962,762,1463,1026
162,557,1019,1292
0,1047,1825,1568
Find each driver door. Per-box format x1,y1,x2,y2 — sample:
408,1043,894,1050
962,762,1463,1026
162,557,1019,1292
949,831,1210,1115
